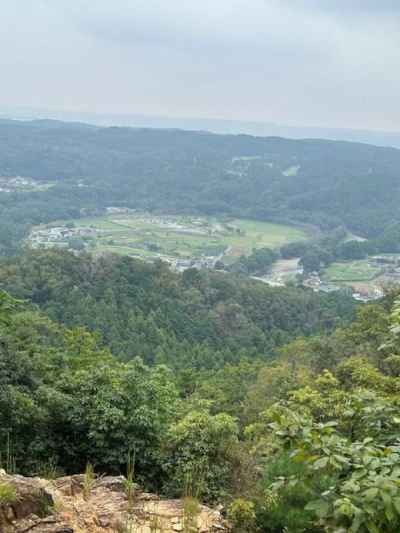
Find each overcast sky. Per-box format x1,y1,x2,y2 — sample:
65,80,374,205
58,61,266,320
1,1,398,130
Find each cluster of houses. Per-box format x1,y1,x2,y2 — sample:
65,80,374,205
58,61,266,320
134,215,215,236
111,213,225,237
106,207,136,215
28,222,223,272
172,257,219,272
29,226,97,249
302,271,384,302
120,254,220,272
0,176,48,193
372,256,400,280
302,273,337,292
352,287,384,302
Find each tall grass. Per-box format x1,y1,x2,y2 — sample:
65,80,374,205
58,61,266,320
124,448,136,511
0,434,16,474
182,469,202,533
82,463,96,501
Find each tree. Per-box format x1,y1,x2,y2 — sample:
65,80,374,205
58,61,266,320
300,246,332,274
0,291,20,325
268,405,400,532
163,410,238,501
68,237,85,251
51,359,179,487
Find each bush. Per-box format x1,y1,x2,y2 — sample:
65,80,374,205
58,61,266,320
256,453,324,533
228,498,256,532
0,482,17,505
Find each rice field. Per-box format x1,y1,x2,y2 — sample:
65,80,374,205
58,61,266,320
59,212,308,262
322,260,382,282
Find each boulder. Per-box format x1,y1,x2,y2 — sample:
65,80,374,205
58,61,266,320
0,472,231,532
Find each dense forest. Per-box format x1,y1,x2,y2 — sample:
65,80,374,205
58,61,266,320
2,119,400,255
4,120,400,531
0,250,356,367
2,249,400,531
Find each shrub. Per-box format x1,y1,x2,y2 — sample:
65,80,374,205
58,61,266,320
256,453,324,533
183,496,200,533
227,498,256,532
0,482,17,505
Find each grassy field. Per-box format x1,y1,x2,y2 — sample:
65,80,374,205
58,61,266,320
282,165,300,177
322,260,382,282
59,213,307,262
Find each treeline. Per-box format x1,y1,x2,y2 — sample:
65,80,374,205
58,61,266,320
282,224,400,274
227,247,279,276
2,252,400,531
0,183,96,255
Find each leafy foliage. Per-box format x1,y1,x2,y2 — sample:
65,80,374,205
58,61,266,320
227,498,257,533
268,408,400,532
2,249,400,532
163,410,239,502
0,482,17,505
0,250,356,367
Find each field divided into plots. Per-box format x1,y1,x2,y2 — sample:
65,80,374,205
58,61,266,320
56,212,308,265
322,260,382,282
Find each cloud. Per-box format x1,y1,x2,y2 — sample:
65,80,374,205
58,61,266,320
66,1,332,51
0,0,399,130
66,0,398,47
288,0,400,13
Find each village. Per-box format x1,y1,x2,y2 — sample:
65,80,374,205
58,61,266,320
0,175,54,192
26,205,298,278
301,272,384,302
253,255,400,302
28,225,98,249
27,212,400,303
301,254,400,302
27,214,227,270
28,214,400,303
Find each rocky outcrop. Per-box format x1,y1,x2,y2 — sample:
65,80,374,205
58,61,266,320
0,470,230,532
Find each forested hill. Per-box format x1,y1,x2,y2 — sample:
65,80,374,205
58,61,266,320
0,250,356,367
1,119,400,240
3,251,400,531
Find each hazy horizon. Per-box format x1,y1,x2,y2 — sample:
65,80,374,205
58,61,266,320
1,1,399,132
4,104,400,151
3,104,400,135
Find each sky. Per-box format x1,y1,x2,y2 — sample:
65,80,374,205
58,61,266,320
0,0,399,130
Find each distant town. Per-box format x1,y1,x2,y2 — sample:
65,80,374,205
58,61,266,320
28,222,225,272
0,175,54,193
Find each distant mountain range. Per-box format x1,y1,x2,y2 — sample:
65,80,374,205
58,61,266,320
2,106,400,149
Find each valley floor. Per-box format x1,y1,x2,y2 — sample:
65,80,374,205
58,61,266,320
27,211,307,270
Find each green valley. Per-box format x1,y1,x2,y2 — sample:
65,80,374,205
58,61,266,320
28,212,307,268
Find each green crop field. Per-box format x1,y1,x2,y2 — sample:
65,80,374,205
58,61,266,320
40,212,308,264
322,260,382,282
